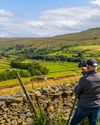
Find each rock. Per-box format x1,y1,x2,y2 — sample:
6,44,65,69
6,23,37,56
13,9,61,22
11,103,18,106
0,83,76,124
19,114,26,119
67,102,73,108
0,101,5,107
3,108,9,112
31,90,41,97
48,105,55,113
17,118,22,124
11,120,17,125
26,118,33,125
26,112,32,117
0,117,4,121
3,114,7,119
6,118,11,123
0,120,6,124
6,122,12,125
22,121,27,125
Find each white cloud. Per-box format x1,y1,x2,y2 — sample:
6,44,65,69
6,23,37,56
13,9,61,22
0,9,13,17
27,21,44,28
26,7,100,36
91,0,100,7
1,1,100,37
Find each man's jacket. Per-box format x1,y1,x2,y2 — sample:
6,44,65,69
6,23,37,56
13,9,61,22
74,70,100,107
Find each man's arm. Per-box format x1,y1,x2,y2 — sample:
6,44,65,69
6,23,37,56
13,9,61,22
74,77,86,95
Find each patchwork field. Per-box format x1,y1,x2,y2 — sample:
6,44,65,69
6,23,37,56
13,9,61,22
0,27,100,95
0,59,80,90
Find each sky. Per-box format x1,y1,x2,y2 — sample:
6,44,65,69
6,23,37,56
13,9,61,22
0,0,100,37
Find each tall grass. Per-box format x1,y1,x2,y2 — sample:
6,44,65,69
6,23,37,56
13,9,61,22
32,95,100,125
32,109,67,125
32,112,100,125
32,94,67,125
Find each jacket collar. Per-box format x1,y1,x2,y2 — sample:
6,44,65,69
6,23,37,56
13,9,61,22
87,70,97,76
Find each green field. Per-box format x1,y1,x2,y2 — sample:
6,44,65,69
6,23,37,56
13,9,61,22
22,59,80,77
0,57,98,89
0,27,100,89
0,77,32,88
0,59,80,88
0,59,10,72
48,50,75,57
0,29,100,124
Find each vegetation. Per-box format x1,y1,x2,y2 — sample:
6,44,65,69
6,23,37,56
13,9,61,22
0,27,100,84
32,109,67,125
1,27,100,125
0,61,49,82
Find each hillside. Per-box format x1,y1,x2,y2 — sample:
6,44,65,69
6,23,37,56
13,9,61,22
0,27,100,91
0,27,100,48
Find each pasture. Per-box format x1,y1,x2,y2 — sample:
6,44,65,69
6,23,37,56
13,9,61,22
0,59,80,90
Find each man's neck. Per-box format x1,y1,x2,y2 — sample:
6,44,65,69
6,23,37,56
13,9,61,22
87,70,97,75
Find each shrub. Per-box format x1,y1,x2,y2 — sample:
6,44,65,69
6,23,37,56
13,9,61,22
0,69,32,82
11,61,49,77
0,72,8,81
0,70,17,82
19,70,31,77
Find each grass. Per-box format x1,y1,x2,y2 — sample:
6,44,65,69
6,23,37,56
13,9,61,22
0,59,10,72
48,50,76,57
68,45,100,54
32,110,67,125
22,60,81,78
32,107,100,125
0,58,81,92
0,77,32,88
1,58,80,75
0,75,80,95
74,45,100,51
32,95,100,125
1,28,100,125
32,60,79,73
0,69,7,73
67,45,100,61
0,27,100,92
35,61,81,78
46,71,78,78
1,27,100,48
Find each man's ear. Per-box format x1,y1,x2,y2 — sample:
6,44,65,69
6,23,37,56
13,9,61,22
86,65,89,70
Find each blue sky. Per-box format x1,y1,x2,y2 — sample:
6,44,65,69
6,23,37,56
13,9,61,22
0,0,100,37
0,0,90,18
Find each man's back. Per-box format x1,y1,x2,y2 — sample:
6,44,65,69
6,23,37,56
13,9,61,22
70,59,100,125
74,71,100,107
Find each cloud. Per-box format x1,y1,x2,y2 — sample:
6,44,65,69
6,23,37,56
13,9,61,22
91,0,100,7
0,9,13,17
26,7,100,36
0,9,35,37
1,1,100,37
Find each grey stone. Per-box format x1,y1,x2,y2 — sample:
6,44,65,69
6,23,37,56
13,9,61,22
26,112,32,117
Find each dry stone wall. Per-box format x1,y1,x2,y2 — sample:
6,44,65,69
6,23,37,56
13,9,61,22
0,83,76,125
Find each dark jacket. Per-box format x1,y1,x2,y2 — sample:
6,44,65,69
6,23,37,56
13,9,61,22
74,70,100,107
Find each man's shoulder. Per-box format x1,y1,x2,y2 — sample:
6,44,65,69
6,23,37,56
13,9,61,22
87,72,100,77
79,76,88,82
87,72,100,81
95,72,100,76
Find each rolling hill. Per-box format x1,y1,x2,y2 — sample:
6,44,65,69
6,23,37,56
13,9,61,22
0,27,100,92
0,27,100,48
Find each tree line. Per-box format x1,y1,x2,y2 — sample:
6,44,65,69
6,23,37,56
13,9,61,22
29,54,83,62
0,61,49,82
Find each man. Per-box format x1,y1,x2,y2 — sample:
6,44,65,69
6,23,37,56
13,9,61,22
70,58,100,125
78,61,88,76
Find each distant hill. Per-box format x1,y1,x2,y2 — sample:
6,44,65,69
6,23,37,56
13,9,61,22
0,27,100,48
